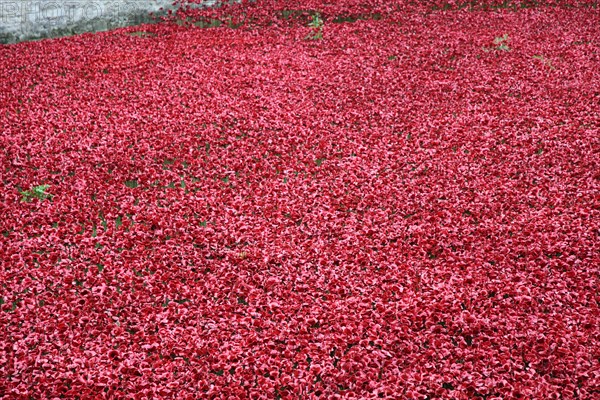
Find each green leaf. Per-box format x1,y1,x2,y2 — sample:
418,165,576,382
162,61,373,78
493,34,509,45
100,213,107,230
125,179,138,188
19,184,52,202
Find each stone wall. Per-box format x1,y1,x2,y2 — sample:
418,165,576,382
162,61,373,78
0,0,216,43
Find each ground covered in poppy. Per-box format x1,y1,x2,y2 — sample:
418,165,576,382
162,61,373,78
0,0,599,398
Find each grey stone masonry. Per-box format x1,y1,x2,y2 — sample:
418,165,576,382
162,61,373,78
0,0,218,43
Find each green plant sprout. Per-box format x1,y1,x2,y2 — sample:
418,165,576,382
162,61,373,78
306,13,324,40
493,34,510,51
533,54,555,70
482,34,511,53
20,184,52,202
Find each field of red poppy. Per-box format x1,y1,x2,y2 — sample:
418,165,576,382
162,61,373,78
0,0,599,398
